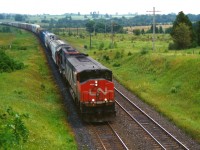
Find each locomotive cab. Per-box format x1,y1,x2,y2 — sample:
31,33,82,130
77,69,116,122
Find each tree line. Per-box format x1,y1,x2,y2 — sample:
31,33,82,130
1,12,200,50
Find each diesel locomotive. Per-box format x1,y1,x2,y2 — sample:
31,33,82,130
2,22,116,122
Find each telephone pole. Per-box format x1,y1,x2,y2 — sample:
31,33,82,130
147,7,161,51
111,21,116,48
111,21,114,48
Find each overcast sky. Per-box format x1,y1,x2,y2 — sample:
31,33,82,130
0,0,199,15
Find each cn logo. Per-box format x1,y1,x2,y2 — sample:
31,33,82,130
89,87,113,96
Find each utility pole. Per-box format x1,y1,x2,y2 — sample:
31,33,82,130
93,23,96,36
76,27,79,36
90,33,92,49
147,7,161,51
111,21,116,48
105,23,107,37
111,21,114,48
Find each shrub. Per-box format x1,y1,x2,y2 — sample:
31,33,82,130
128,51,132,56
0,107,29,149
108,42,117,49
140,47,148,55
79,33,85,39
168,42,177,50
112,63,121,67
41,83,46,90
18,46,27,50
0,51,24,73
114,51,121,59
170,82,181,94
114,42,118,48
98,42,104,50
1,27,11,33
103,55,110,61
84,45,87,49
108,43,113,49
170,86,177,93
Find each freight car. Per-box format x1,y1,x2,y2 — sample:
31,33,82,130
2,22,116,122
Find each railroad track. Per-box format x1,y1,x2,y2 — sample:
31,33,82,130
115,87,189,150
91,122,129,150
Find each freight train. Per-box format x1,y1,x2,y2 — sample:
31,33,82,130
2,22,116,122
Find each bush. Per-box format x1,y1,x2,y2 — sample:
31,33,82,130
103,55,110,61
168,42,177,50
79,33,85,39
140,48,148,55
17,46,27,50
128,51,132,56
1,27,11,33
108,42,117,49
112,63,121,67
170,87,177,93
0,51,24,73
84,45,87,49
114,51,121,59
98,42,104,50
0,107,29,149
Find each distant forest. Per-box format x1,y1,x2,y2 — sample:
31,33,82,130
1,13,200,28
45,14,200,28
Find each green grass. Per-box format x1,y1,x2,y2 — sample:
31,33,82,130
0,26,77,149
63,31,200,143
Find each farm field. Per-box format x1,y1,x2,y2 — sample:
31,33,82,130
0,25,77,149
60,30,200,143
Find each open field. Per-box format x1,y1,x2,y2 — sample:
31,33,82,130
60,30,200,143
0,26,77,149
124,24,173,33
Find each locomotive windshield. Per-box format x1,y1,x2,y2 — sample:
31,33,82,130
78,70,112,83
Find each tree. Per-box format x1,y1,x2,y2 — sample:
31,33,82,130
196,21,200,45
141,29,145,34
14,14,25,21
171,11,197,48
159,26,164,33
0,14,5,19
171,11,192,35
172,23,191,49
147,24,159,33
165,27,172,34
85,20,95,33
132,29,141,35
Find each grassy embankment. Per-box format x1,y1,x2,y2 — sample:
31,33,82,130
61,31,200,143
0,26,77,149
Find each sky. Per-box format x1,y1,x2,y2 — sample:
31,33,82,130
0,0,199,15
